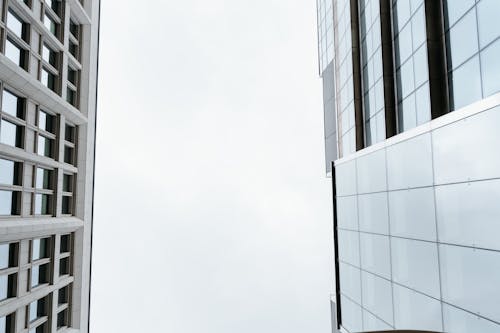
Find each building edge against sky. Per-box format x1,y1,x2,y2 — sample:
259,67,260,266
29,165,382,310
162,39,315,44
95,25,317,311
0,0,100,332
317,0,500,332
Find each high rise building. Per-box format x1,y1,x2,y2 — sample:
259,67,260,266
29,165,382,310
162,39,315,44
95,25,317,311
316,0,500,332
0,0,100,332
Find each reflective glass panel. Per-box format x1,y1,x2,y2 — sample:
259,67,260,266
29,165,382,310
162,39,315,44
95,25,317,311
391,237,440,298
0,275,7,300
393,283,443,331
0,244,9,270
337,196,358,230
363,310,393,331
36,168,52,190
440,244,500,323
31,266,40,288
360,233,391,279
0,159,15,186
6,11,23,39
447,9,478,69
449,56,482,110
37,135,53,158
5,39,22,67
445,0,475,27
358,193,389,234
362,271,394,325
2,90,20,118
477,0,500,48
0,191,13,215
481,39,500,97
341,295,363,333
29,300,37,322
338,230,360,267
0,120,20,147
389,187,437,241
34,194,51,215
340,262,362,304
443,303,500,333
386,133,433,189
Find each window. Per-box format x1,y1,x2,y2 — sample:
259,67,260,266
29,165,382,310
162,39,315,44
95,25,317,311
6,10,28,42
0,159,22,216
59,257,70,276
64,124,77,166
41,68,58,93
29,298,45,322
0,274,16,301
66,67,79,108
359,0,385,145
38,110,56,134
393,0,431,132
69,19,81,61
62,174,74,215
0,90,26,149
5,10,30,71
5,38,28,69
36,110,57,159
42,44,58,68
40,42,60,94
43,9,61,40
0,243,17,270
60,234,71,254
57,308,69,329
444,0,500,110
0,245,9,270
32,238,50,261
0,313,15,333
58,285,70,305
30,263,49,288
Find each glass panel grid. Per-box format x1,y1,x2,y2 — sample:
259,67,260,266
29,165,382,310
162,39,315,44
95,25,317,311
445,0,500,110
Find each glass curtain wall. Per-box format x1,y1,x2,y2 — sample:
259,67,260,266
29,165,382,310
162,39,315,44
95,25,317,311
335,0,356,156
445,0,500,111
393,0,431,132
359,0,385,145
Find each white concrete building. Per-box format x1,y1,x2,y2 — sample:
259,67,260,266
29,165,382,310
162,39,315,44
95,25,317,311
0,0,100,332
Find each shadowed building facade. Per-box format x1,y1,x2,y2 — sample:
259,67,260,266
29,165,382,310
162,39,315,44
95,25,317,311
0,0,100,332
316,0,500,332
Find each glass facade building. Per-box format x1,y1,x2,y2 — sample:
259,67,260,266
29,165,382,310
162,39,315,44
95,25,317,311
316,0,500,332
0,0,100,332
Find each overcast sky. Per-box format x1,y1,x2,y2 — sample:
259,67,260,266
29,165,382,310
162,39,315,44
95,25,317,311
90,1,334,332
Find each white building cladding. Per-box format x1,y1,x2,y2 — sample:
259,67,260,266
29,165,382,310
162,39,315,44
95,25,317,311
0,0,100,332
317,0,500,333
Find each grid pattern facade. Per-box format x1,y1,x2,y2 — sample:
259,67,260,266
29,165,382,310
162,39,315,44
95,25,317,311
335,103,500,333
0,0,99,332
317,0,500,164
316,1,500,333
334,0,356,157
393,0,431,132
317,0,334,74
359,0,384,145
445,0,500,111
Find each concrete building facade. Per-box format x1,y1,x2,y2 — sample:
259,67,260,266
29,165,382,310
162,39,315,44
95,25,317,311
0,0,100,332
316,0,500,332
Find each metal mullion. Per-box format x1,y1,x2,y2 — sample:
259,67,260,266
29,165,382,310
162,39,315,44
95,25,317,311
64,141,75,149
68,32,78,44
0,184,22,191
43,5,62,24
67,81,77,91
42,62,59,76
37,130,57,142
0,113,26,126
6,30,29,50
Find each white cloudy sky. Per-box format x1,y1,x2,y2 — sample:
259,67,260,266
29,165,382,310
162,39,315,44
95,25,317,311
90,0,334,332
